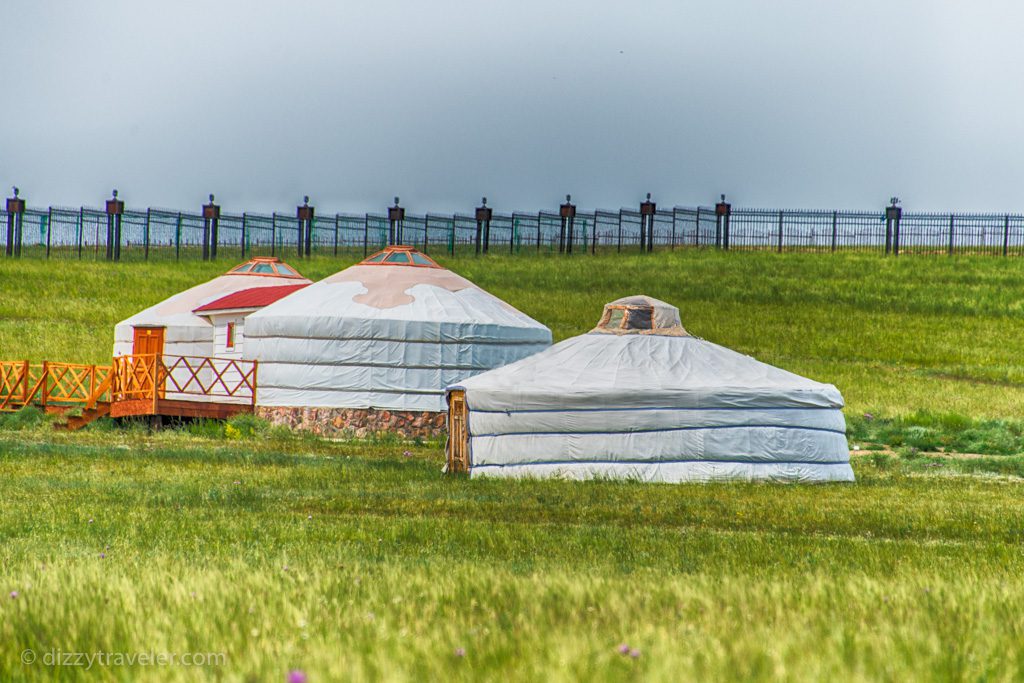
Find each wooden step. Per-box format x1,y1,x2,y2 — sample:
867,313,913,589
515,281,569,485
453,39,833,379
57,402,111,431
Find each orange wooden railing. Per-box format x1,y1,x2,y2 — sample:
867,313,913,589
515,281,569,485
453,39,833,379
111,354,257,406
1,355,256,413
0,360,113,411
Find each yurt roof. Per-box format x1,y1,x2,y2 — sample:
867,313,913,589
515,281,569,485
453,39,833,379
116,257,311,330
451,295,843,411
247,246,549,337
193,283,309,314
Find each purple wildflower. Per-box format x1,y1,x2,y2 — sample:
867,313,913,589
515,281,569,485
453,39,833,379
403,450,413,458
454,647,466,658
630,649,641,659
99,553,106,559
617,643,630,655
9,591,18,599
287,670,308,683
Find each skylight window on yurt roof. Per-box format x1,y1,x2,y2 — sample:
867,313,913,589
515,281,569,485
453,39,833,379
226,256,305,279
592,295,688,336
358,245,441,268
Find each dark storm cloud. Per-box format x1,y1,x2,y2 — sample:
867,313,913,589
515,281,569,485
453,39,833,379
2,1,1022,213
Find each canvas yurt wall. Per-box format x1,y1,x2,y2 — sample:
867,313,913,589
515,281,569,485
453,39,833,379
446,296,853,483
244,245,552,437
113,257,310,360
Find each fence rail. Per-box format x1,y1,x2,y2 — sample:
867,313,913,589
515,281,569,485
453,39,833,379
5,202,1024,259
0,361,113,411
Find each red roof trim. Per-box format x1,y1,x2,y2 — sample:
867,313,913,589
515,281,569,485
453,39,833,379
193,284,308,313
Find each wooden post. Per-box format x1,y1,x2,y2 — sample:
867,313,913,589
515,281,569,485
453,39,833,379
40,361,48,408
251,359,258,408
948,214,955,256
333,214,340,256
21,360,30,405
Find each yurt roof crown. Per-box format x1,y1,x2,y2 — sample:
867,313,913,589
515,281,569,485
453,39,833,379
225,256,305,279
591,295,689,336
359,245,441,268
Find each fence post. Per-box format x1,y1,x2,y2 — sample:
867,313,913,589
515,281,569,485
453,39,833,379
105,190,124,261
271,213,277,257
1004,215,1010,257
21,360,30,405
76,206,83,259
537,212,542,252
640,194,656,253
591,214,597,254
241,213,248,258
448,219,455,256
885,200,901,256
948,214,955,256
333,214,339,256
831,210,838,253
777,210,784,253
40,360,48,408
297,196,314,257
363,214,369,257
476,198,492,255
144,208,151,260
203,194,220,261
560,195,576,254
617,210,623,252
695,206,701,246
5,188,25,257
46,206,53,258
671,208,677,250
388,197,405,245
175,213,182,261
715,195,730,250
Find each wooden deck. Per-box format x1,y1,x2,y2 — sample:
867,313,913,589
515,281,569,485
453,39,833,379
0,355,257,429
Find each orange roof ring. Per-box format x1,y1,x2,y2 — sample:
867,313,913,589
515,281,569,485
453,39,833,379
226,256,306,279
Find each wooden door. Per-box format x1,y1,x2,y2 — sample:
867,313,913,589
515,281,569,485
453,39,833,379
131,327,165,398
446,390,470,474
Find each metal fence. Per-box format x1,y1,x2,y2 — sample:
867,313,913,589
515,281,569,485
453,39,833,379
4,201,1024,260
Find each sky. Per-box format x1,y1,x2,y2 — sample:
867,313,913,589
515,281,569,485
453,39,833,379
2,1,1023,214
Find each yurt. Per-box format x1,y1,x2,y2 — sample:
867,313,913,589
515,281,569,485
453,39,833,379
445,295,853,483
113,256,310,360
244,245,552,436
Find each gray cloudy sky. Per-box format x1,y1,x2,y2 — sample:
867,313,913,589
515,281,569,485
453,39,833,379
2,1,1022,213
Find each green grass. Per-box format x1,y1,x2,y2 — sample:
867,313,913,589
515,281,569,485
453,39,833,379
3,250,1024,418
3,251,1024,680
1,428,1024,681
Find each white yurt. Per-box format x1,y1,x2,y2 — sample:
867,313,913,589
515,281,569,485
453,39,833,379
446,295,853,483
113,256,310,359
244,245,552,435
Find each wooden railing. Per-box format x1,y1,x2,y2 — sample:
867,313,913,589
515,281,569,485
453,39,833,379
112,354,257,406
0,360,113,411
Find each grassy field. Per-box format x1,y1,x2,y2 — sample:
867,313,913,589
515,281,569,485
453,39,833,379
2,250,1024,680
2,425,1024,682
2,250,1024,417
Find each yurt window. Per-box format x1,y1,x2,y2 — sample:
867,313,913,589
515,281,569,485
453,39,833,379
276,264,297,276
606,308,625,329
225,322,236,350
625,306,653,330
229,264,254,274
364,253,388,263
411,253,434,266
385,251,411,264
252,263,275,274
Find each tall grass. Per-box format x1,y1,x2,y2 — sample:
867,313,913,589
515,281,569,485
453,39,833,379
1,431,1023,681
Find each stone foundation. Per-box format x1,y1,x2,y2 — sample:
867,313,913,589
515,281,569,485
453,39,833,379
257,405,447,439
